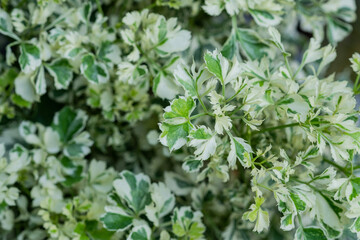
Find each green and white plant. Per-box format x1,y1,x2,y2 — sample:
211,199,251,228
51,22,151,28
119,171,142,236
0,0,360,239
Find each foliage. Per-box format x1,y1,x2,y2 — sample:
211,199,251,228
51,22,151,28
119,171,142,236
0,0,360,239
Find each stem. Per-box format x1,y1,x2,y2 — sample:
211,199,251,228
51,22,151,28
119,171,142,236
197,96,208,113
354,74,360,93
190,112,209,120
296,213,304,228
254,120,329,135
353,165,360,170
45,9,73,31
231,15,237,29
283,53,293,78
96,0,104,15
226,84,246,103
255,122,300,134
293,61,305,79
228,105,243,116
221,80,225,97
257,183,273,192
323,158,350,176
194,70,209,113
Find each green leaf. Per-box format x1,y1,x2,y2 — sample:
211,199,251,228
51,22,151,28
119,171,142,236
85,220,114,240
295,227,327,240
153,72,180,100
81,54,109,84
14,74,37,103
236,28,269,60
113,170,151,214
11,94,31,108
315,193,343,239
46,58,73,89
350,217,360,234
290,193,306,212
174,65,197,97
63,133,92,158
204,52,222,80
349,178,360,200
128,225,152,240
60,157,83,186
0,9,19,40
79,2,92,23
160,97,195,151
97,41,121,65
221,32,237,59
189,126,216,160
280,213,295,231
158,18,167,43
164,172,194,196
326,17,352,45
100,211,133,231
52,107,87,143
172,207,205,240
248,9,281,27
19,43,41,74
228,137,252,168
182,159,203,173
164,97,195,121
145,182,175,226
34,66,46,95
242,197,269,233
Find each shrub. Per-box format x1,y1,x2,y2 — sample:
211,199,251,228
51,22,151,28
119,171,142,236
0,0,360,239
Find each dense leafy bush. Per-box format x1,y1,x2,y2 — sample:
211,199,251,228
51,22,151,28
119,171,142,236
1,0,360,239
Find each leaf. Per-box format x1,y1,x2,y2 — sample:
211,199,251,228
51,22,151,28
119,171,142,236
52,107,88,143
34,66,46,95
204,51,223,80
236,28,269,60
172,207,205,240
314,193,343,238
63,132,92,158
97,41,121,66
174,64,197,97
159,97,195,151
79,2,92,23
19,43,41,74
164,172,194,196
19,121,40,145
349,178,360,201
14,74,37,103
81,54,109,84
127,224,152,240
46,58,73,89
268,27,287,54
60,156,83,186
113,170,151,214
249,9,282,27
242,197,269,233
145,182,175,226
157,26,191,54
227,136,252,169
326,17,352,45
0,9,19,40
158,18,167,43
189,126,217,160
182,159,203,173
221,32,237,59
100,208,133,231
295,227,327,240
350,217,360,237
153,72,180,100
290,192,306,213
280,213,295,231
